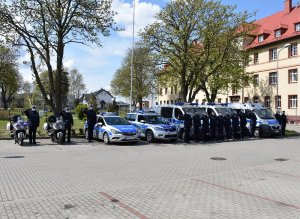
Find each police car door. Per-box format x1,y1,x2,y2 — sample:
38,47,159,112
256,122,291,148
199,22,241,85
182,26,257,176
137,115,147,136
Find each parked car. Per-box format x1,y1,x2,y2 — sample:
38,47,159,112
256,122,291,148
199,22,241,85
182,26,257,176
84,112,139,144
125,111,178,143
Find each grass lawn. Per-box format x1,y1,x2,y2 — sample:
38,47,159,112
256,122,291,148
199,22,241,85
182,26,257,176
0,114,85,138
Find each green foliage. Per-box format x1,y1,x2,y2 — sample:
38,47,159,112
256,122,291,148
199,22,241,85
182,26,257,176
0,45,22,109
75,104,87,120
141,0,254,102
0,0,117,114
89,93,97,109
110,42,158,109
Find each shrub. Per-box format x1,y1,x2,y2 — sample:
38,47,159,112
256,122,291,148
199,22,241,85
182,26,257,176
75,104,87,120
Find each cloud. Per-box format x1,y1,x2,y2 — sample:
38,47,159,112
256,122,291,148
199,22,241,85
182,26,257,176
113,0,160,37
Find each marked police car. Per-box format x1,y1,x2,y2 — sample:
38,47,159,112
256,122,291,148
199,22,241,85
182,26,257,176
84,113,139,144
125,111,178,143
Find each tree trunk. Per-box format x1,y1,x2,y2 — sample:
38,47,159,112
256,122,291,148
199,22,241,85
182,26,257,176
1,89,8,109
138,97,143,110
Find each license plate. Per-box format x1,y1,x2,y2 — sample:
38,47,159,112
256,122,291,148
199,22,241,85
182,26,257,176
125,136,134,140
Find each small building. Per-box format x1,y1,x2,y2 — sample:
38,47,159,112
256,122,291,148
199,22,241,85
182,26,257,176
82,88,115,110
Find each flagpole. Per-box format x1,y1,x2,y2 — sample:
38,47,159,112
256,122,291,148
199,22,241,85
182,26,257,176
129,0,135,112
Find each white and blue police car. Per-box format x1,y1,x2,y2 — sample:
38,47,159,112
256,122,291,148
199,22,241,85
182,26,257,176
125,111,178,143
84,113,139,144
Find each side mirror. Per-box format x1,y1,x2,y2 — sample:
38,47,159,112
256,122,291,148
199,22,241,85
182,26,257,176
140,120,145,123
97,122,103,126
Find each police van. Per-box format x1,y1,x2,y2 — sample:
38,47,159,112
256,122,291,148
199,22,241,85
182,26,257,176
154,103,206,138
201,104,234,116
125,111,178,143
227,103,281,137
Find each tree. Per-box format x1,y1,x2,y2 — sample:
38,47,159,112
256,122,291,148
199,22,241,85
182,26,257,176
0,45,22,109
68,68,86,101
0,0,117,114
89,93,97,109
141,0,253,102
110,43,158,110
75,104,87,120
22,81,40,108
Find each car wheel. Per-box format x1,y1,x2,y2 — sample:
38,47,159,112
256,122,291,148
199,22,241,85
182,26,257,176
103,132,110,145
146,130,155,143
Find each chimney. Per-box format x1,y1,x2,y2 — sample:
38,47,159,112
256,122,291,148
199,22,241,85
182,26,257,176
284,0,292,13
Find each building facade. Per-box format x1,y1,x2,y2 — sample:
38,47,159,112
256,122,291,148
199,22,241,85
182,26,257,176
157,0,300,122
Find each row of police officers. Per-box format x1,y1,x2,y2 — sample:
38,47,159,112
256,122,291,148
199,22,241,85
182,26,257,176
183,110,257,143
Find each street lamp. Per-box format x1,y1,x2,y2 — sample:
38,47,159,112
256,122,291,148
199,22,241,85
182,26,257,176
276,43,290,112
130,0,136,112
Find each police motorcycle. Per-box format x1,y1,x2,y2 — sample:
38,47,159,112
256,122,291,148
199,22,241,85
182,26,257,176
44,115,66,144
6,115,28,146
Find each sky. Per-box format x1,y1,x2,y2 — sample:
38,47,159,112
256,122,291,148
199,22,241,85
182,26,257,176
19,0,287,96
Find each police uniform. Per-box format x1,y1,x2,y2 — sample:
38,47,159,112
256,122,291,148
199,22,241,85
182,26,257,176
280,111,287,136
209,114,217,141
183,113,192,143
59,107,74,143
83,106,97,142
239,111,247,139
250,111,257,138
231,113,240,140
24,106,40,144
201,114,209,142
192,112,201,142
224,114,232,140
217,114,224,141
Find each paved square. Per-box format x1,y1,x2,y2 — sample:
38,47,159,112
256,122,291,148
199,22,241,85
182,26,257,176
0,136,300,218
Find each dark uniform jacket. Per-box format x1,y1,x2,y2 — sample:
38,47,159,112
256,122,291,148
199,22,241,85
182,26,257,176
183,114,192,130
59,111,74,126
83,109,97,125
192,114,201,129
24,109,40,127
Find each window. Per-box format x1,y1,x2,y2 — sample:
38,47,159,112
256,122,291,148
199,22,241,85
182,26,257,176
161,107,173,118
174,86,177,94
171,100,174,104
171,87,173,94
137,115,145,122
159,88,163,95
289,69,298,83
288,95,298,108
269,72,277,85
196,99,199,104
275,95,281,109
269,48,277,61
253,96,259,103
244,97,249,103
167,100,169,104
258,35,264,42
254,53,259,64
164,88,168,95
174,108,183,119
264,96,271,108
295,23,300,32
275,29,281,38
160,101,162,105
289,43,298,57
218,98,222,103
253,74,259,86
202,99,206,104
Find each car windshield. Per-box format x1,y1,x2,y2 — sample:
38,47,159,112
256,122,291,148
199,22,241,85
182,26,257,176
253,109,274,119
144,115,169,124
104,117,131,125
183,107,206,117
215,107,234,116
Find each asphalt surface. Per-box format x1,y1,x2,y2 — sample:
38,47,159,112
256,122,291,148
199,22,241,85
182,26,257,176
0,136,300,218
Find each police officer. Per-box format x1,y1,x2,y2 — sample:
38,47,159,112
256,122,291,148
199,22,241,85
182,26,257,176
59,105,74,143
217,114,224,141
250,110,257,138
192,111,201,142
209,113,217,141
83,104,97,142
231,112,240,140
275,111,281,125
239,110,247,140
224,113,232,140
24,105,40,144
280,111,287,136
201,113,209,142
183,113,192,143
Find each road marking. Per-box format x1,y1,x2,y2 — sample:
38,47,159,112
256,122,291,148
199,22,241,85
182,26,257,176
99,192,150,219
192,179,300,210
256,169,300,179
